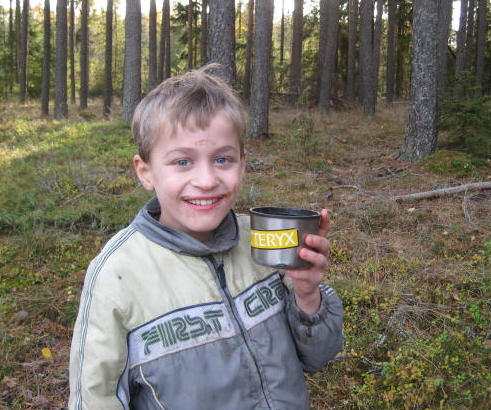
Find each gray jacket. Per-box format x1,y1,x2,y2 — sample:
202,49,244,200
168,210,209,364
69,197,344,410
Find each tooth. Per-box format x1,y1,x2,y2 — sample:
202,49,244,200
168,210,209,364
189,199,217,205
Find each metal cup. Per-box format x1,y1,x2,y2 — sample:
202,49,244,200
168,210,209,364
250,206,320,269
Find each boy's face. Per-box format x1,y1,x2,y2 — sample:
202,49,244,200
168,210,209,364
134,111,246,242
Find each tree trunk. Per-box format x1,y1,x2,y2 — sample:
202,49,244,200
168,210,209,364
399,0,439,162
455,0,468,76
15,0,21,84
289,0,303,102
187,0,194,70
148,0,157,90
359,0,375,118
244,0,254,102
372,0,383,106
249,0,274,139
79,0,89,109
69,0,75,103
464,0,475,72
41,0,50,116
7,1,16,95
103,0,113,117
279,0,285,64
475,0,486,94
243,0,254,102
122,0,141,123
54,0,68,119
19,0,29,102
200,0,209,65
158,0,171,82
318,0,340,113
209,0,236,84
436,0,452,93
347,0,358,104
386,0,396,103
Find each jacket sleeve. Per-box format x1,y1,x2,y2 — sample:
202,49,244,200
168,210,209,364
68,260,130,410
285,283,344,373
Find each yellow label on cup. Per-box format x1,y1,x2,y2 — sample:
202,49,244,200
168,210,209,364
250,229,299,249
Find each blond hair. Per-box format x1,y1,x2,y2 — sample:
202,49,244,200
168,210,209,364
132,65,248,162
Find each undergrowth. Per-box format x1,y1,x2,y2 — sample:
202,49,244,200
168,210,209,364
1,102,490,409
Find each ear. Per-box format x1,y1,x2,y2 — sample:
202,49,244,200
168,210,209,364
133,155,155,191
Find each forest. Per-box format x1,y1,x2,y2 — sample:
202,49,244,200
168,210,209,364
0,0,489,158
0,0,490,409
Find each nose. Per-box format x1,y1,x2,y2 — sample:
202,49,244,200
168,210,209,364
191,162,219,190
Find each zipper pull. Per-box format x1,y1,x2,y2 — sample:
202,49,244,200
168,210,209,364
217,263,226,289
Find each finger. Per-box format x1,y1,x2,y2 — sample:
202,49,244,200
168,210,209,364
298,246,329,270
304,234,330,257
317,209,331,238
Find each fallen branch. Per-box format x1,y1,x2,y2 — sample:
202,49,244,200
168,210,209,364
392,182,491,202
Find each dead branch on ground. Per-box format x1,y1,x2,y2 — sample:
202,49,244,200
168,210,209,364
391,182,491,202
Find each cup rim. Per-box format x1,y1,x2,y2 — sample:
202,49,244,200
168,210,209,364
249,206,320,219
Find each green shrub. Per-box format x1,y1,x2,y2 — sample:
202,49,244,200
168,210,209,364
438,77,491,158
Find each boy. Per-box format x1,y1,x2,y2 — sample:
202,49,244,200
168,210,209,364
69,67,343,410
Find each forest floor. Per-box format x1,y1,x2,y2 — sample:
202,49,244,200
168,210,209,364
0,101,490,409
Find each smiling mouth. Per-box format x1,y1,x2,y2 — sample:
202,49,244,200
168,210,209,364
186,198,220,206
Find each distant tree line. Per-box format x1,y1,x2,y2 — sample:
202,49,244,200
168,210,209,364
0,0,489,161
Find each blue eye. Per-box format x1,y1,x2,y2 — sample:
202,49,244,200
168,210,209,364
176,159,191,166
215,157,230,165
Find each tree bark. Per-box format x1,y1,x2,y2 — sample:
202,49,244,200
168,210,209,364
347,0,358,104
79,0,89,109
279,0,285,64
7,0,16,95
187,0,194,70
249,0,274,139
200,0,209,65
372,0,383,106
359,0,375,118
148,0,157,90
395,2,411,100
392,182,491,202
15,0,21,84
386,0,396,103
19,0,29,102
209,0,236,84
318,0,340,113
289,0,303,102
399,0,439,162
436,0,453,93
455,0,468,76
475,0,487,94
103,0,113,117
41,0,50,116
158,0,171,82
69,0,75,103
464,0,475,72
243,0,254,102
122,0,141,123
54,0,68,119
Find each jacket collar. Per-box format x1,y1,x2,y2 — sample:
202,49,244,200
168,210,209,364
131,196,240,257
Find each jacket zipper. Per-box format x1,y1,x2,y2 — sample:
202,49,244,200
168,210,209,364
206,255,273,410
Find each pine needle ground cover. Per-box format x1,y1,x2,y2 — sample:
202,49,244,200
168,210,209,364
1,102,490,409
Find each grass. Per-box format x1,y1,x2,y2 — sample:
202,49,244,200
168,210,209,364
1,101,490,409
